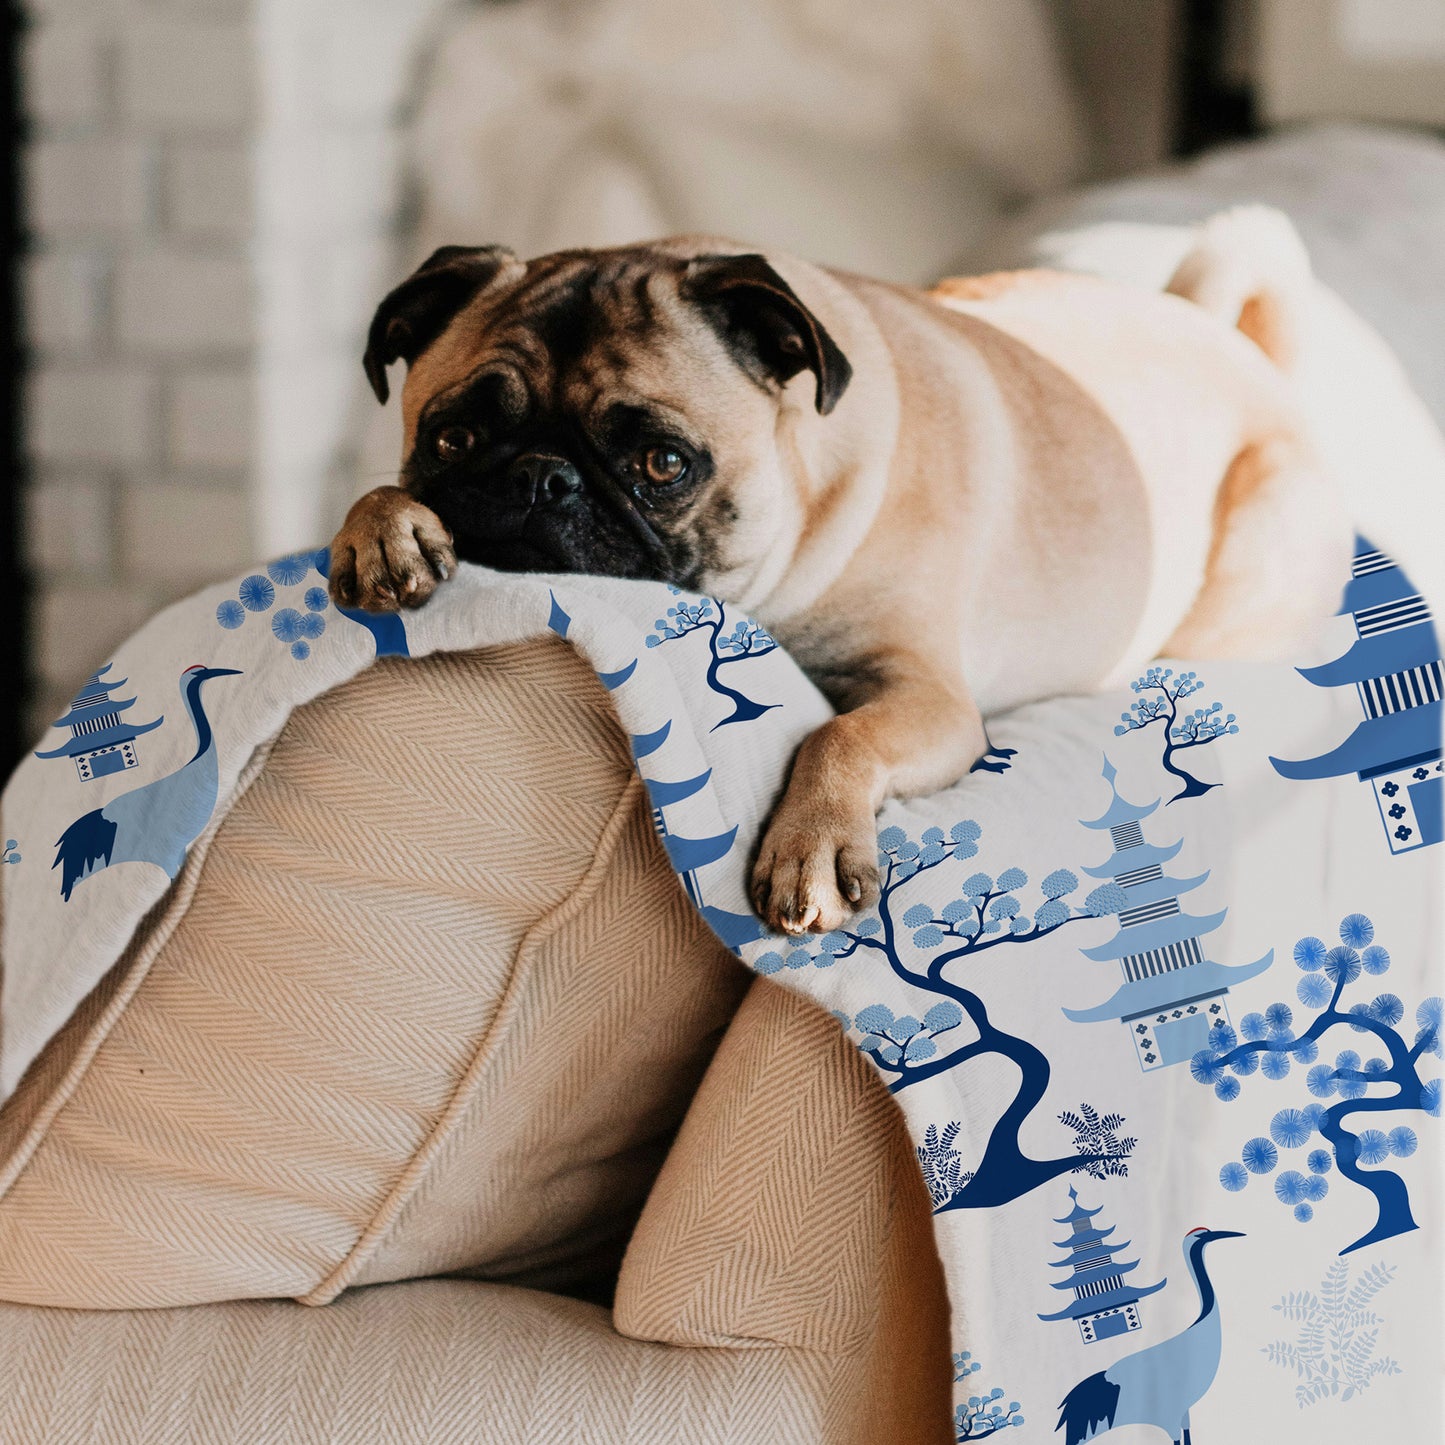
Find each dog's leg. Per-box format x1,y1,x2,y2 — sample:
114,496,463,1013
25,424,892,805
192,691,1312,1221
329,486,457,612
751,667,984,936
1163,436,1352,660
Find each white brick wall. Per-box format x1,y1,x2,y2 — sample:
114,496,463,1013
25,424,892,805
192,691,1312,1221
21,1,262,729
20,0,446,736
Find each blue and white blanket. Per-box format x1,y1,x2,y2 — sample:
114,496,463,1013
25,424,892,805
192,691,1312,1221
2,538,1441,1443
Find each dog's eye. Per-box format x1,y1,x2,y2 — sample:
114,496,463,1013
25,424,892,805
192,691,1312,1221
638,446,688,486
433,426,475,463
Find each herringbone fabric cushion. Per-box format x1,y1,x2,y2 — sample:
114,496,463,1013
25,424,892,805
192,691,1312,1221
0,1279,844,1444
0,639,748,1308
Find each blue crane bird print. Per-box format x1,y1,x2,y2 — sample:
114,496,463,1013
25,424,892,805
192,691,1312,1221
1056,1227,1243,1445
1113,667,1238,803
51,665,240,901
772,818,1139,1212
1195,913,1440,1254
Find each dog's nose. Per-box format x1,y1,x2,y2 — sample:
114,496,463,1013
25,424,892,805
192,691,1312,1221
506,453,582,508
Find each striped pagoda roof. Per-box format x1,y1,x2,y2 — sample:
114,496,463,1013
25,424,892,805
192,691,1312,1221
1079,758,1159,830
1062,951,1275,1024
1079,906,1227,962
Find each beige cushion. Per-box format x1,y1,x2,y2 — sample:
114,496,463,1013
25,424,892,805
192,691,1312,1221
0,639,749,1308
0,1278,846,1444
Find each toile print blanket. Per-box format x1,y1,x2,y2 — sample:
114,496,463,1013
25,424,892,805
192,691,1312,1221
2,537,1442,1443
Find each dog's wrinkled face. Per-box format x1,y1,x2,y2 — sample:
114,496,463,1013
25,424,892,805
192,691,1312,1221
366,242,851,590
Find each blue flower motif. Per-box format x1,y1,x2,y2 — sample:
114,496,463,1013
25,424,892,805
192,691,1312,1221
961,872,993,897
1294,1203,1314,1223
1335,1049,1361,1072
1293,936,1326,971
1417,997,1444,1031
1271,1108,1311,1148
785,949,811,970
1324,946,1362,985
855,917,881,937
290,641,310,660
1214,1075,1240,1102
996,867,1027,892
902,904,933,928
1042,868,1078,899
1298,973,1333,1008
912,925,944,949
267,553,312,586
1190,1050,1224,1085
1357,1130,1390,1165
1261,1052,1291,1081
1265,1002,1294,1033
1301,1103,1327,1132
1370,993,1404,1027
1034,899,1069,930
876,825,907,851
304,586,329,612
1388,1126,1418,1158
1210,1022,1238,1051
238,574,275,612
1423,1080,1442,1116
890,1015,922,1039
272,608,304,643
1301,1173,1328,1202
1230,1049,1259,1076
923,1001,962,1033
1241,1012,1268,1040
1274,1170,1307,1205
1306,1064,1337,1098
1242,1137,1278,1174
1219,1161,1248,1191
1339,913,1375,948
754,951,784,975
949,820,981,845
1291,1037,1319,1064
1307,1148,1332,1174
855,1004,894,1034
216,599,244,629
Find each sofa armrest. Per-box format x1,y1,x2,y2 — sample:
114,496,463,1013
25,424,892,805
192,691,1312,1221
614,979,952,1442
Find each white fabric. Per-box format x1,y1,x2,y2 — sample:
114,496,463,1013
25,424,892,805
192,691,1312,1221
3,526,1442,1439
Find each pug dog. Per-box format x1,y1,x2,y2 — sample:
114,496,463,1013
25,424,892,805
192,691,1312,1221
330,216,1351,936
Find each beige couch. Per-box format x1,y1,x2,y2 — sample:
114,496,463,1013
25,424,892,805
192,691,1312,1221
0,638,951,1444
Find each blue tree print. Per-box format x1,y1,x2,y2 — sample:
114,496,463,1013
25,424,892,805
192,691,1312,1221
772,821,1136,1211
952,1352,1024,1438
2,839,19,865
1114,667,1238,803
1193,913,1441,1253
645,588,778,728
1264,1259,1402,1407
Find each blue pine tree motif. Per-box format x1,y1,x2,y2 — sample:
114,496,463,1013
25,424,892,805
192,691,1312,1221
1114,667,1238,803
644,588,779,728
1263,1259,1402,1406
1193,913,1441,1254
217,551,332,660
776,821,1135,1211
952,1352,1024,1438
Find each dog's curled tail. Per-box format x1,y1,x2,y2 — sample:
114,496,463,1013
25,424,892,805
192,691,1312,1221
1166,205,1313,370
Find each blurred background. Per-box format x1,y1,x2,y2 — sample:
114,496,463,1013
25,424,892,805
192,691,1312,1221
4,0,1445,766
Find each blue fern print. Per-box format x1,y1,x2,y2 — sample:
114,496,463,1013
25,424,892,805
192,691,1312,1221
1115,667,1237,803
1195,913,1441,1253
953,1352,1023,1438
1263,1259,1402,1406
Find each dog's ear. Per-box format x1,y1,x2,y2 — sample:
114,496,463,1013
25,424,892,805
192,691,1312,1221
683,253,852,415
363,245,518,404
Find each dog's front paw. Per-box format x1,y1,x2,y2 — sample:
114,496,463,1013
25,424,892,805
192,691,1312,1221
751,796,879,936
329,486,457,612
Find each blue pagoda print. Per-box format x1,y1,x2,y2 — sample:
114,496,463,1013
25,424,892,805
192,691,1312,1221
1039,1186,1165,1344
1271,539,1442,854
1063,759,1273,1071
35,663,163,782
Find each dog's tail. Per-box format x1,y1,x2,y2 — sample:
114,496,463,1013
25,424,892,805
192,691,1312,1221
1165,205,1313,371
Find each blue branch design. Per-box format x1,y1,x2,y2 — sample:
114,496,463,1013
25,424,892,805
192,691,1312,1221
1114,667,1237,803
761,822,1135,1212
646,591,779,729
1196,913,1441,1254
